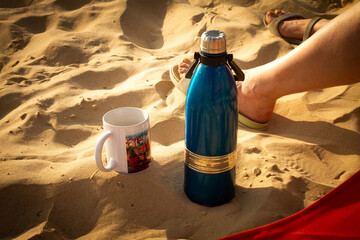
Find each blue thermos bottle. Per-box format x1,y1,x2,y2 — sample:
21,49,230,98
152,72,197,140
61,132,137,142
184,30,244,207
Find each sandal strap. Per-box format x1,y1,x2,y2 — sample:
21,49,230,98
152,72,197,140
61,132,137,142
303,17,323,41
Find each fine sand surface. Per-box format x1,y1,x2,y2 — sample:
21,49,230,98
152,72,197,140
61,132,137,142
1,0,359,239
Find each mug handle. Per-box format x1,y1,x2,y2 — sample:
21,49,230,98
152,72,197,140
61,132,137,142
95,131,116,172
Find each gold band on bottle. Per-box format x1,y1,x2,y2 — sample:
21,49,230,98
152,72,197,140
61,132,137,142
185,148,237,174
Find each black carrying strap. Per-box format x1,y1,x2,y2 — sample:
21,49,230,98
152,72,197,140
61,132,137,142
184,52,244,81
227,54,245,81
185,52,200,79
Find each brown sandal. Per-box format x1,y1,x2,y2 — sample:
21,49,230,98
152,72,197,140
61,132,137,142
264,13,323,45
303,17,323,41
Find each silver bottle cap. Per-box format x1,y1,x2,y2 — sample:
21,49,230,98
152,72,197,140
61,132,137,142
200,30,226,54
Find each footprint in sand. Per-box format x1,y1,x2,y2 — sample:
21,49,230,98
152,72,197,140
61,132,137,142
14,15,48,34
54,0,90,11
191,13,205,24
69,68,128,90
120,0,167,49
0,0,34,8
56,15,76,31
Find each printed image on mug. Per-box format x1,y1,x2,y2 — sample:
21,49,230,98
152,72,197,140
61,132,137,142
126,131,151,173
95,107,151,174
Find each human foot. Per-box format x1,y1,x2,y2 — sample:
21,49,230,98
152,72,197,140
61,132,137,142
236,68,277,124
265,10,328,40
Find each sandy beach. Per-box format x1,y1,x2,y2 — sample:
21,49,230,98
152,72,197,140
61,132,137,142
1,0,359,239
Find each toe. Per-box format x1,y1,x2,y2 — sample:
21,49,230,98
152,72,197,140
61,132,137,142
279,9,287,16
265,11,276,25
275,9,287,16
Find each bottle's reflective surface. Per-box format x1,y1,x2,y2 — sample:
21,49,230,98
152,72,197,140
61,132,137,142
184,47,238,206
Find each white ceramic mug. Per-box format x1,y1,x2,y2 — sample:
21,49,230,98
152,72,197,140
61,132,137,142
95,107,151,174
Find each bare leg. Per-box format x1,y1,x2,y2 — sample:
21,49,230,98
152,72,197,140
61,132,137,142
178,10,328,81
238,3,360,123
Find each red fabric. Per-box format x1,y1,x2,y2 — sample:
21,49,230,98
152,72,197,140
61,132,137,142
221,170,360,240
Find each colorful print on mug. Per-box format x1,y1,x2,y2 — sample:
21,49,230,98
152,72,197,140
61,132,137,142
126,131,151,173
